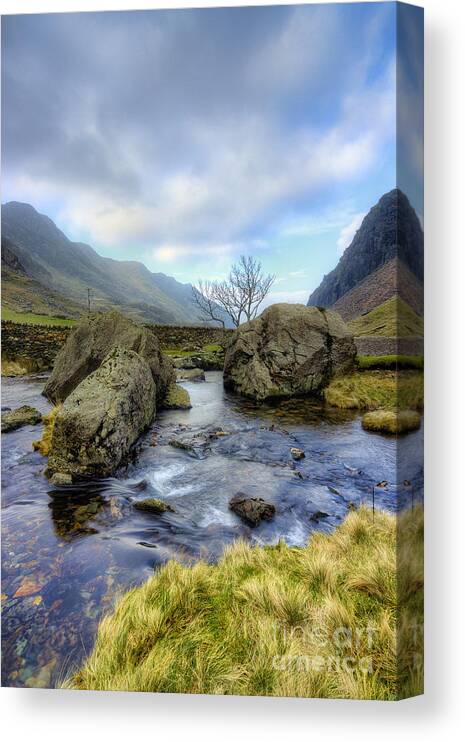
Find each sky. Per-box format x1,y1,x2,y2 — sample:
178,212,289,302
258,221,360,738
1,3,422,304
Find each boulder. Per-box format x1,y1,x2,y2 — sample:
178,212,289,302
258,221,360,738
133,498,175,514
177,368,206,382
229,493,275,527
1,405,42,433
45,348,156,481
163,384,192,410
43,310,174,404
223,303,356,401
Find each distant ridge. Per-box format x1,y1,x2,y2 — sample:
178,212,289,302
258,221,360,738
1,202,232,326
308,188,423,309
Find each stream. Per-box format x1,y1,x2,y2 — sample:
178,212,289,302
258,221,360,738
1,371,423,688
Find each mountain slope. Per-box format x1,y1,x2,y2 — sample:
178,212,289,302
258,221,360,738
347,296,423,338
1,202,229,326
308,189,424,309
2,235,84,318
330,257,424,322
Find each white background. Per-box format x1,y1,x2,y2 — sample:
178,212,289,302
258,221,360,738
0,0,464,739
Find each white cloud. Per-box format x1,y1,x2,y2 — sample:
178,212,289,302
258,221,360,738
336,212,366,254
3,5,396,259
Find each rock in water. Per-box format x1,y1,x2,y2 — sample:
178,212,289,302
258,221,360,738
229,493,275,527
223,303,356,401
163,384,192,410
43,310,174,404
45,348,156,481
1,405,42,433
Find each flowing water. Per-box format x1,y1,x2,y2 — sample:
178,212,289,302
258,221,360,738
1,371,423,688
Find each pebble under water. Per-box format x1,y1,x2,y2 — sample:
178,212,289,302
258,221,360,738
1,371,423,688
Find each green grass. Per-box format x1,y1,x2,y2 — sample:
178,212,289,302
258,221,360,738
324,370,423,411
348,297,423,338
362,409,421,435
1,308,77,327
65,505,423,699
358,355,424,371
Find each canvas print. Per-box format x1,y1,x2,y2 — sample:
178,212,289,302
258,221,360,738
1,2,424,699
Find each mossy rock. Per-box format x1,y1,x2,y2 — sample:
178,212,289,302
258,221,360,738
133,498,174,514
1,405,42,433
362,409,421,435
163,384,192,410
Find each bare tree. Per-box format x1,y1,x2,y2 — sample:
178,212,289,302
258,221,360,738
230,255,275,323
193,256,275,328
191,280,226,328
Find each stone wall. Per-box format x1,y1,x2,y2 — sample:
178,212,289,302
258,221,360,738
1,321,71,369
145,324,234,349
2,319,423,372
1,321,233,371
355,335,424,357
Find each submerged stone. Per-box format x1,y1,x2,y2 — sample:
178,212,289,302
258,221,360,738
133,498,175,514
229,493,276,527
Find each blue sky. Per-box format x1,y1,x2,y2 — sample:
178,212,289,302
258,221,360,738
2,3,419,303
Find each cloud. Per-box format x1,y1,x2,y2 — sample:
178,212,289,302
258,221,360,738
2,4,396,257
336,212,366,254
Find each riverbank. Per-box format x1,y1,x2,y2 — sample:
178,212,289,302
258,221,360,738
1,371,423,688
66,504,423,700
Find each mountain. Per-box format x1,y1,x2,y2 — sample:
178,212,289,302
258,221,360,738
1,202,231,326
2,235,84,318
307,189,424,309
330,257,423,322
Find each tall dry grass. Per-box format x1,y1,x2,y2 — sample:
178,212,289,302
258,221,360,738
66,506,423,700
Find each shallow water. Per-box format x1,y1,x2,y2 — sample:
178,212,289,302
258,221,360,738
1,371,423,688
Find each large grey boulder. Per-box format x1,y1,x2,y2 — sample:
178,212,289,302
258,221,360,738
45,348,156,481
223,303,356,401
43,310,174,405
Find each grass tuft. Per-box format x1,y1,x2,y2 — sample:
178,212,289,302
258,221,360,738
65,505,423,700
362,409,421,435
32,406,61,456
324,370,423,411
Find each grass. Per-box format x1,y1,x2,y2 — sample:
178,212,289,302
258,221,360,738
32,406,61,456
1,308,77,327
358,355,424,371
1,358,36,376
65,505,423,700
324,370,423,411
348,297,423,338
362,410,421,435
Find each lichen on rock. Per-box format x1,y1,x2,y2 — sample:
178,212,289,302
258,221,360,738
1,405,42,433
162,384,192,410
43,310,174,405
45,347,156,481
223,303,356,401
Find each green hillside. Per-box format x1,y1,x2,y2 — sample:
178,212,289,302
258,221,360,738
348,296,423,338
1,308,77,326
